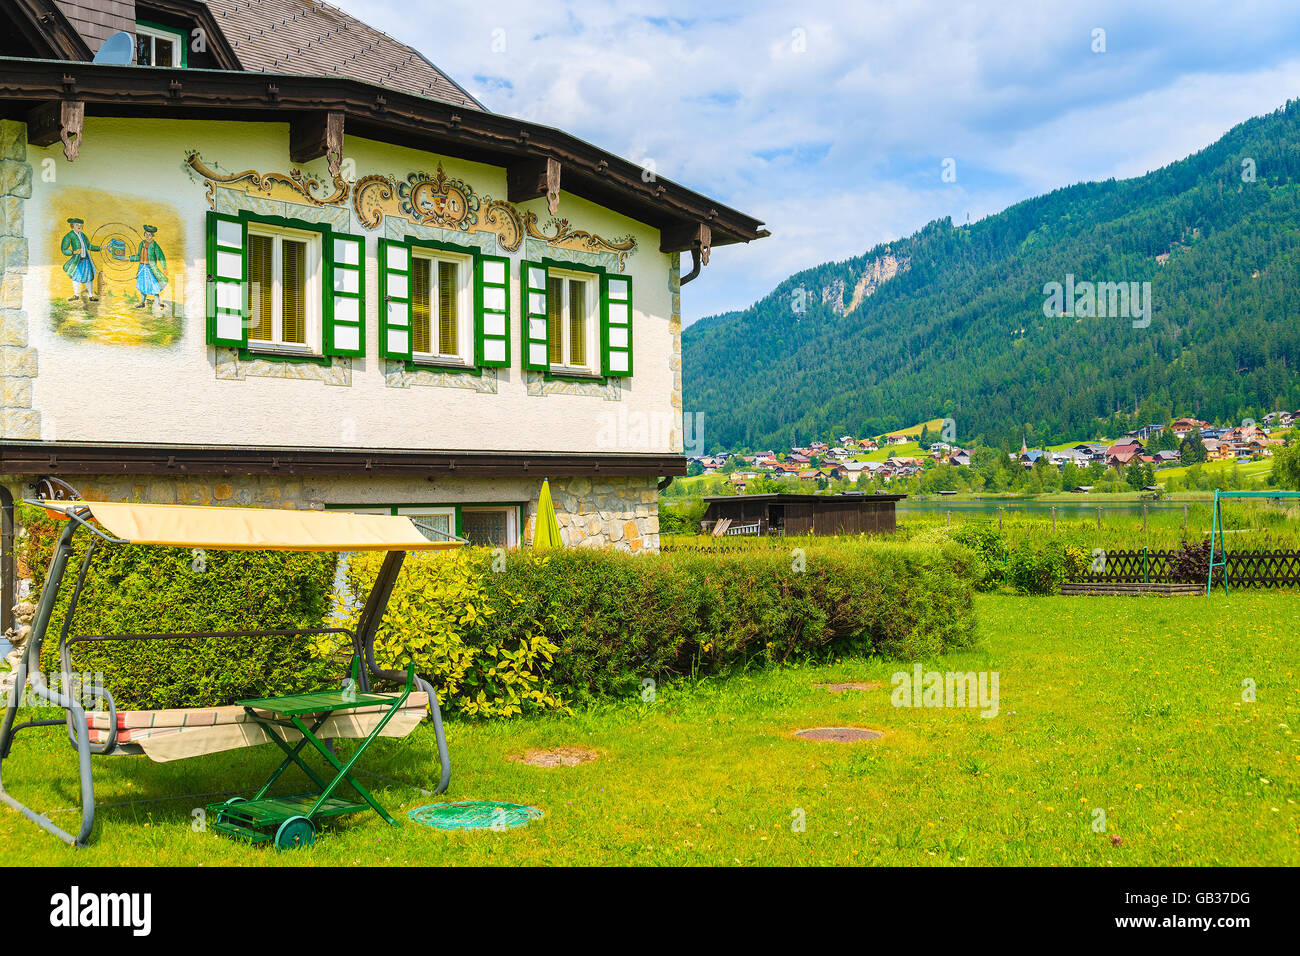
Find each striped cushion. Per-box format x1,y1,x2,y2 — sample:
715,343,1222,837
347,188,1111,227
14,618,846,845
86,693,428,743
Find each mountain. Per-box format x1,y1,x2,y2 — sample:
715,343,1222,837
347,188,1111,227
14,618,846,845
683,100,1300,453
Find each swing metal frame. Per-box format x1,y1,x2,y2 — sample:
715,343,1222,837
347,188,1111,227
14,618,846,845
1206,489,1300,596
0,500,459,848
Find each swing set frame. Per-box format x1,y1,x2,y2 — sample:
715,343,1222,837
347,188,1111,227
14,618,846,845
1206,489,1300,596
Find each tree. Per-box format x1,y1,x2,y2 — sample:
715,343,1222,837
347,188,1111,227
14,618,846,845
1273,439,1300,490
1180,434,1208,465
1125,459,1146,490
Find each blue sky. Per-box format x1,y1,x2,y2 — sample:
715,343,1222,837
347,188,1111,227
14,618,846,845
344,0,1300,324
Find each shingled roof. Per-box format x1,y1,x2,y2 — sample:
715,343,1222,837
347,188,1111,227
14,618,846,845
203,0,483,109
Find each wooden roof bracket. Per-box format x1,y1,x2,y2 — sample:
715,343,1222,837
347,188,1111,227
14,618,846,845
289,110,345,179
508,156,562,215
662,221,711,286
26,97,84,162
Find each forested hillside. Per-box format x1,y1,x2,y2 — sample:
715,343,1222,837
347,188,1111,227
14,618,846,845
683,100,1300,452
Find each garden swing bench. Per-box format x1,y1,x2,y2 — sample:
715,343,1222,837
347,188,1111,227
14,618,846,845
0,498,462,849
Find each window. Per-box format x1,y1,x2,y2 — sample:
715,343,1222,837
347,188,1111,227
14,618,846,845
206,212,364,358
328,504,519,549
246,224,322,353
378,239,510,368
410,250,471,365
546,268,597,374
136,23,184,67
461,507,519,548
397,507,457,543
522,262,632,378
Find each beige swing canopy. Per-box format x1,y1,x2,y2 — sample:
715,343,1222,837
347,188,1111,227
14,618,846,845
38,500,460,552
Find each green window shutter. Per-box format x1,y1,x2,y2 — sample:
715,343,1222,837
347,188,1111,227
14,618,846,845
325,231,366,357
521,260,550,371
601,272,633,377
475,254,511,367
378,238,413,361
206,211,247,348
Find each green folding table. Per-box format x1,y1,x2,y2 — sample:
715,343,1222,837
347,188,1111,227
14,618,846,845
208,658,417,849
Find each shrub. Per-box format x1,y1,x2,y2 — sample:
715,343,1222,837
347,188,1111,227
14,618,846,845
349,540,980,707
948,521,1008,590
22,506,338,710
20,508,982,715
658,499,708,535
1168,537,1212,583
335,549,568,719
1005,539,1089,595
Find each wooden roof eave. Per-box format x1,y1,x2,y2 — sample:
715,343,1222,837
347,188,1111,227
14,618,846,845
0,57,767,249
7,0,92,62
0,442,688,478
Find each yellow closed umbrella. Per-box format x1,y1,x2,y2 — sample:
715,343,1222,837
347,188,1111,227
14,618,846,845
533,478,564,550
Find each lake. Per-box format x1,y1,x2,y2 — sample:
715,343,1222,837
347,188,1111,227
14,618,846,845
897,498,1191,518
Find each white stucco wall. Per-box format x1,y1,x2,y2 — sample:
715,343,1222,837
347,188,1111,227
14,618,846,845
22,117,681,456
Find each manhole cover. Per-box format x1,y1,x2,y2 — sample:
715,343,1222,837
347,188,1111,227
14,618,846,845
794,727,883,742
509,746,600,768
815,682,882,693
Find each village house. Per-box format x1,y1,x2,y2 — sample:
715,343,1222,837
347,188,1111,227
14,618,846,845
1106,439,1143,467
1130,423,1165,441
1050,448,1091,468
884,433,910,446
0,0,766,588
1019,448,1047,467
1172,418,1208,439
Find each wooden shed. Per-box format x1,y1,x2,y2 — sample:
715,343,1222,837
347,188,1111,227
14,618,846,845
701,492,907,537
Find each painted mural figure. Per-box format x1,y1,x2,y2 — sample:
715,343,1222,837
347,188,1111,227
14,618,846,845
59,217,100,301
115,225,168,309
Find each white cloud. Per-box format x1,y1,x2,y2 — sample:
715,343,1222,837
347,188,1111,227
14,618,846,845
337,0,1300,323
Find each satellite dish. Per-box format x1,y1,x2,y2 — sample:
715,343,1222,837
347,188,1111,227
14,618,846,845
93,31,135,66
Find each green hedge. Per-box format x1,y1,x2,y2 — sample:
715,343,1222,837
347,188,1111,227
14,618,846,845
22,506,337,710
21,502,981,713
347,539,981,708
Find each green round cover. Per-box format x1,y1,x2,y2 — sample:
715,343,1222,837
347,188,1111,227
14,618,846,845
408,800,543,831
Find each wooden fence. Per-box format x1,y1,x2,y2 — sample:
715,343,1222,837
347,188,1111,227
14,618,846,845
1081,549,1300,587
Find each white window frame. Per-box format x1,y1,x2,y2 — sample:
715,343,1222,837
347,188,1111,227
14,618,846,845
460,505,520,549
397,507,458,543
411,248,473,367
547,267,599,376
246,222,323,356
136,23,184,67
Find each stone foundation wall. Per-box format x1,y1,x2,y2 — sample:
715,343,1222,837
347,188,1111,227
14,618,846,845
545,476,660,552
4,473,661,553
0,120,39,441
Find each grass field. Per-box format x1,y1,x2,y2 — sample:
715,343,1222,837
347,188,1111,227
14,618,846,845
2,592,1296,866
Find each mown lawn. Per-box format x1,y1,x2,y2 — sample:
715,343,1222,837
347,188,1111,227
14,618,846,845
1,592,1296,866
